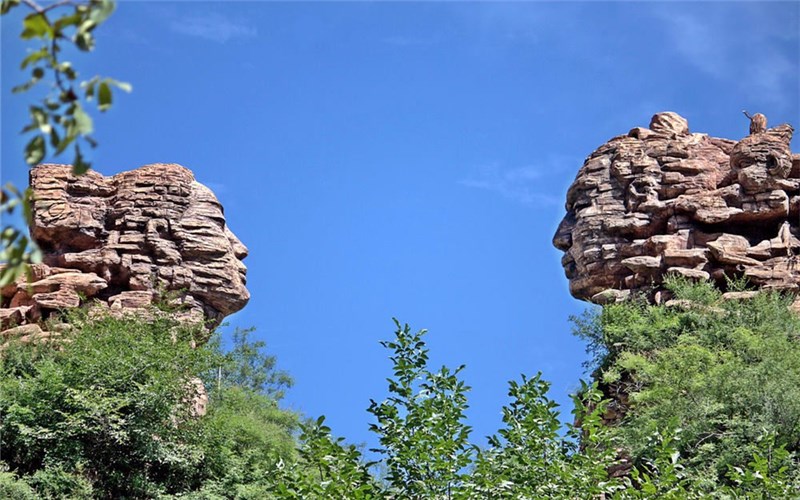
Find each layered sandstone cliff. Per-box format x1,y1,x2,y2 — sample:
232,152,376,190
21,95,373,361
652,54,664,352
0,163,249,342
554,112,799,304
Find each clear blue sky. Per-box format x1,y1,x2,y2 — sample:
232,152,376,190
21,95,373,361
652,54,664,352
2,2,798,450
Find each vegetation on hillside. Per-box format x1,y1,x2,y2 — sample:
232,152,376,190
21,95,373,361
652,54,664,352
1,282,799,498
574,277,800,492
0,309,299,498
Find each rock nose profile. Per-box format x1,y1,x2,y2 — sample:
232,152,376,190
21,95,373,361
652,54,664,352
0,163,250,342
554,112,800,304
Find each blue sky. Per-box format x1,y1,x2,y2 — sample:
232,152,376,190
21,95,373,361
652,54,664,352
2,2,798,450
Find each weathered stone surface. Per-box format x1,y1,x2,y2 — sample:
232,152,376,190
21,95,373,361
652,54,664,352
2,324,44,339
554,112,797,303
0,163,249,340
0,307,27,329
33,288,81,309
649,111,690,136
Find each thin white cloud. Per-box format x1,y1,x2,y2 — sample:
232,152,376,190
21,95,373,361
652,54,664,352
382,35,437,47
460,162,560,207
170,13,257,43
651,4,798,104
203,181,229,196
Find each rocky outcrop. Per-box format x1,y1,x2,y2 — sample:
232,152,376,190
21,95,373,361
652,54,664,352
554,112,799,304
0,163,249,341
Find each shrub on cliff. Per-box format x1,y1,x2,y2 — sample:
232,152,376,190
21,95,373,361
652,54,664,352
574,278,800,488
0,310,298,498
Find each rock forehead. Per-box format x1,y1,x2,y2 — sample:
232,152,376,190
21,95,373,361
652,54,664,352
0,163,250,339
554,112,799,303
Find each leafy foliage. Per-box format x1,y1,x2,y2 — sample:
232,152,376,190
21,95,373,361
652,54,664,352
267,417,381,499
205,327,293,401
0,309,298,498
2,306,800,497
467,376,622,499
367,319,473,499
1,0,130,288
574,278,800,488
0,183,41,288
5,0,130,173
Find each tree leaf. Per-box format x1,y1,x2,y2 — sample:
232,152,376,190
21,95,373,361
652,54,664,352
20,47,49,69
50,127,61,148
98,81,112,111
83,77,98,100
21,13,53,40
88,0,116,25
1,0,21,15
75,31,95,51
112,80,133,93
72,104,94,135
53,12,83,31
24,135,45,165
59,62,77,81
54,124,76,155
72,144,90,175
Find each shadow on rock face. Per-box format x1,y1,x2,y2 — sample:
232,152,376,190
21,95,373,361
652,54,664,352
0,163,249,339
553,111,799,304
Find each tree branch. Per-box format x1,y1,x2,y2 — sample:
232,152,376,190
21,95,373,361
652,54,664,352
21,0,79,14
21,0,44,12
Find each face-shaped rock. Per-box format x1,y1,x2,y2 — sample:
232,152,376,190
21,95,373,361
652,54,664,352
23,163,249,327
554,112,799,304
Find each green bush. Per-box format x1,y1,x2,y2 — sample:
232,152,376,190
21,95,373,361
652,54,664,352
0,465,37,500
574,280,800,486
0,310,298,498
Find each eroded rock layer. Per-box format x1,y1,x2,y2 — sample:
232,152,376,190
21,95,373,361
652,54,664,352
554,112,800,303
1,163,249,341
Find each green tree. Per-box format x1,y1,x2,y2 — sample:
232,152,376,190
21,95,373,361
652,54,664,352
206,327,293,401
467,377,624,499
267,416,381,499
367,319,473,499
1,308,798,497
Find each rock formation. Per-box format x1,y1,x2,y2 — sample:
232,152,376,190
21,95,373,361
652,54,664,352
554,112,800,304
0,163,249,342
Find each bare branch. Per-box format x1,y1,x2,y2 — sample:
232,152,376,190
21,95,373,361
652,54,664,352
21,0,44,12
21,0,80,14
40,0,78,13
